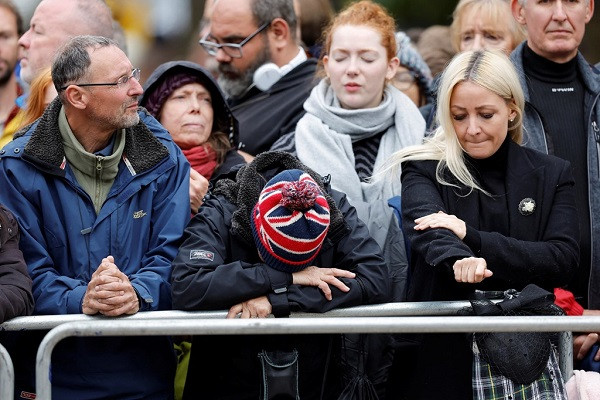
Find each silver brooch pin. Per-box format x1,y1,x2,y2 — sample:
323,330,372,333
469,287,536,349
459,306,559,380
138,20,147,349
518,198,536,216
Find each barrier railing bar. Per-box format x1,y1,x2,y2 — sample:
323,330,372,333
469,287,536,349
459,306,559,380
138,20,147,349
0,343,14,400
0,301,488,331
36,316,600,400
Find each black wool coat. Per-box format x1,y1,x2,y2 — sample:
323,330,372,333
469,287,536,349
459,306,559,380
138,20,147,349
398,140,579,400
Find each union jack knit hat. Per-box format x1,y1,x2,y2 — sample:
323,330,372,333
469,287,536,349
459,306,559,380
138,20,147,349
251,169,331,273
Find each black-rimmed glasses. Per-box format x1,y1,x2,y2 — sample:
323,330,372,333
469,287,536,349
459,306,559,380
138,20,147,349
199,22,270,59
59,68,141,91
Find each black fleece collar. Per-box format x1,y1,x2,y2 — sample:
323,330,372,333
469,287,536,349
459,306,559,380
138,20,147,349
18,98,169,175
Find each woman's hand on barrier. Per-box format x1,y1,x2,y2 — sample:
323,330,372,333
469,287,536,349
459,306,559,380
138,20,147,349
414,211,467,239
227,295,272,319
292,266,355,300
453,257,493,283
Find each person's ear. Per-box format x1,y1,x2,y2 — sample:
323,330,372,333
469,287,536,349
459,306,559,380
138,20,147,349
64,86,88,110
268,18,290,51
386,57,400,81
323,54,330,78
511,0,526,25
585,0,594,23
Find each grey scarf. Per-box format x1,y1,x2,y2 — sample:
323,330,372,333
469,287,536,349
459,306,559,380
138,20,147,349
295,79,425,207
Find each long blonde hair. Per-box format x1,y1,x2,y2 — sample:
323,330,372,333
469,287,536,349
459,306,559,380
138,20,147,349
384,50,524,193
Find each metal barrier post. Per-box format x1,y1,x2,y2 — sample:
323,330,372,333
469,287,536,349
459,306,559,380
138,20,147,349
0,343,14,400
35,315,600,400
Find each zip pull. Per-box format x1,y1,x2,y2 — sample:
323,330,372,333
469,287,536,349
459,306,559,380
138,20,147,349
593,121,600,142
96,155,102,171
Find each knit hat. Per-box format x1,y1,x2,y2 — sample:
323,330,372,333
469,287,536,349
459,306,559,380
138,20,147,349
140,61,239,146
251,169,330,273
395,31,434,102
142,72,200,117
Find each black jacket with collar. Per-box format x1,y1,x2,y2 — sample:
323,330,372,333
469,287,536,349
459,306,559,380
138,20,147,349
171,152,390,400
398,140,579,400
229,59,318,156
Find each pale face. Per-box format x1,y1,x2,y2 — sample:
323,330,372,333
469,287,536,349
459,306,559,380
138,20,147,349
0,6,19,85
210,0,271,97
19,0,87,83
323,25,398,110
515,0,594,63
159,82,214,150
81,46,143,130
459,8,516,54
450,81,516,159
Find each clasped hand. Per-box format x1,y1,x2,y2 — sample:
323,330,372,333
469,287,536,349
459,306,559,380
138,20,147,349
82,256,140,316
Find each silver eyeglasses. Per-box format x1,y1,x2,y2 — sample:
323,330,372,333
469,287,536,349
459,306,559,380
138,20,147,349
199,22,270,59
59,68,141,91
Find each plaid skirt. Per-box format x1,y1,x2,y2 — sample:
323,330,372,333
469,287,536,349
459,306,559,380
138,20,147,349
472,341,567,400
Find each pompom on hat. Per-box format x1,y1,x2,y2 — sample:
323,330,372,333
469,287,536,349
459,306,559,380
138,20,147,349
251,169,330,273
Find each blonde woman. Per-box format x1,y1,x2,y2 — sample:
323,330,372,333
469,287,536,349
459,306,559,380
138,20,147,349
451,0,526,54
390,50,577,399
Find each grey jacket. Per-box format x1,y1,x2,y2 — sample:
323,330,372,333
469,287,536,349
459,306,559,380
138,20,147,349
510,42,600,308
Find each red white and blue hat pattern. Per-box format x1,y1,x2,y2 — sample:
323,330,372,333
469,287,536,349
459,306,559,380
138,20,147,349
251,169,331,273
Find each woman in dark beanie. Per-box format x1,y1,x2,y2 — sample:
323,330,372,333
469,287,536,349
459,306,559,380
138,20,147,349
141,61,244,213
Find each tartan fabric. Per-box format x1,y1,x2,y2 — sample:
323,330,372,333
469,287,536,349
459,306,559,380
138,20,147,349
472,341,567,400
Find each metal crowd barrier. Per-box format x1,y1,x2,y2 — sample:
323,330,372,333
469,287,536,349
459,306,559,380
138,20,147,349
0,343,13,400
1,303,598,399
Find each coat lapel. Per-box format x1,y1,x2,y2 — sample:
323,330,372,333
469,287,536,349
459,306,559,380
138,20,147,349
505,142,545,241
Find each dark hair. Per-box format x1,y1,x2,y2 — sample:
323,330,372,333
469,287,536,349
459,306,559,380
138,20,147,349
251,0,297,41
0,0,23,35
52,35,118,101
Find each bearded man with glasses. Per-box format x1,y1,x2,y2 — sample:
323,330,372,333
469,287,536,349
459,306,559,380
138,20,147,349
0,35,190,400
201,0,317,160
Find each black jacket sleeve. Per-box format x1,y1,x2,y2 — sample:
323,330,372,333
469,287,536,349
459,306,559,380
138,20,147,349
0,206,34,323
171,197,290,311
401,160,474,271
284,189,390,314
171,192,390,315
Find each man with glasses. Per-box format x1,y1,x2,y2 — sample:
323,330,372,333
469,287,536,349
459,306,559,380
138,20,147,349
201,0,317,159
0,35,189,400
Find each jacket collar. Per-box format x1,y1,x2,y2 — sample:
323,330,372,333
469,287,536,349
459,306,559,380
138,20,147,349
20,97,169,176
511,42,600,101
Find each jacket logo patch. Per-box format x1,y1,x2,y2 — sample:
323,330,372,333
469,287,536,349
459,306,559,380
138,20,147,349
133,210,147,219
190,250,214,261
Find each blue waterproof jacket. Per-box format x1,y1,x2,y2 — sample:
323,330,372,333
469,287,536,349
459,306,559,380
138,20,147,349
0,99,190,399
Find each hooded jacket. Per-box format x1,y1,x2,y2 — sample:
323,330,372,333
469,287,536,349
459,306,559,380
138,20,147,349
140,60,244,181
171,151,391,400
510,42,600,308
0,99,190,399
